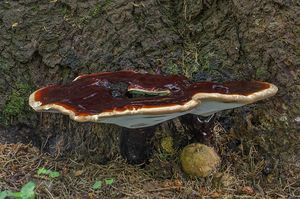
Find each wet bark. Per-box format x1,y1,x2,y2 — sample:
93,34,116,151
0,0,299,165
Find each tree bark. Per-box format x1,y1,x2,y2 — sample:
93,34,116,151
0,0,299,164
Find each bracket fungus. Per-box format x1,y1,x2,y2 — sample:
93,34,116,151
29,71,278,164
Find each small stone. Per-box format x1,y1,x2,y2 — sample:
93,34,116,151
74,170,84,177
180,143,220,177
241,186,255,195
211,191,221,198
213,172,235,188
294,117,300,123
279,115,288,122
173,179,183,187
11,22,18,28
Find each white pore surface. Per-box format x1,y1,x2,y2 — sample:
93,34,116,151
99,101,244,128
189,100,243,116
100,111,187,128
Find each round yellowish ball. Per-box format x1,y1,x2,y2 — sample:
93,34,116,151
180,143,220,177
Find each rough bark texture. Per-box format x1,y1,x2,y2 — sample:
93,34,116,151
0,0,299,171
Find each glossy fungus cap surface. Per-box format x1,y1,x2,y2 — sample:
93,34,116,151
29,71,278,128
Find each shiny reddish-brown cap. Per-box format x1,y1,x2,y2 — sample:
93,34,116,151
29,71,278,128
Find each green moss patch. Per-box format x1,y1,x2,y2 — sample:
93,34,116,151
1,83,33,126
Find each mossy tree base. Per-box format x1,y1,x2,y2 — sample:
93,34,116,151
0,1,298,170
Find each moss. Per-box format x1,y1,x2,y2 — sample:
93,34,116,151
1,83,33,126
182,63,198,79
199,52,215,72
61,67,72,82
182,45,217,79
161,136,174,153
162,62,181,75
0,58,10,72
79,0,112,25
161,37,220,81
31,4,39,12
162,47,217,78
295,102,300,109
2,1,11,9
59,3,71,16
255,67,268,79
294,85,300,93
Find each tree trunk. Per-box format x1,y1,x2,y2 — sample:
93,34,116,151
0,0,299,165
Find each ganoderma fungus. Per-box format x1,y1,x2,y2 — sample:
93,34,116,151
29,71,278,164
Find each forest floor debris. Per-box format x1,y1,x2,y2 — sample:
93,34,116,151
1,126,299,198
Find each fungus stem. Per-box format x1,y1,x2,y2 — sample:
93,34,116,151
120,126,156,165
